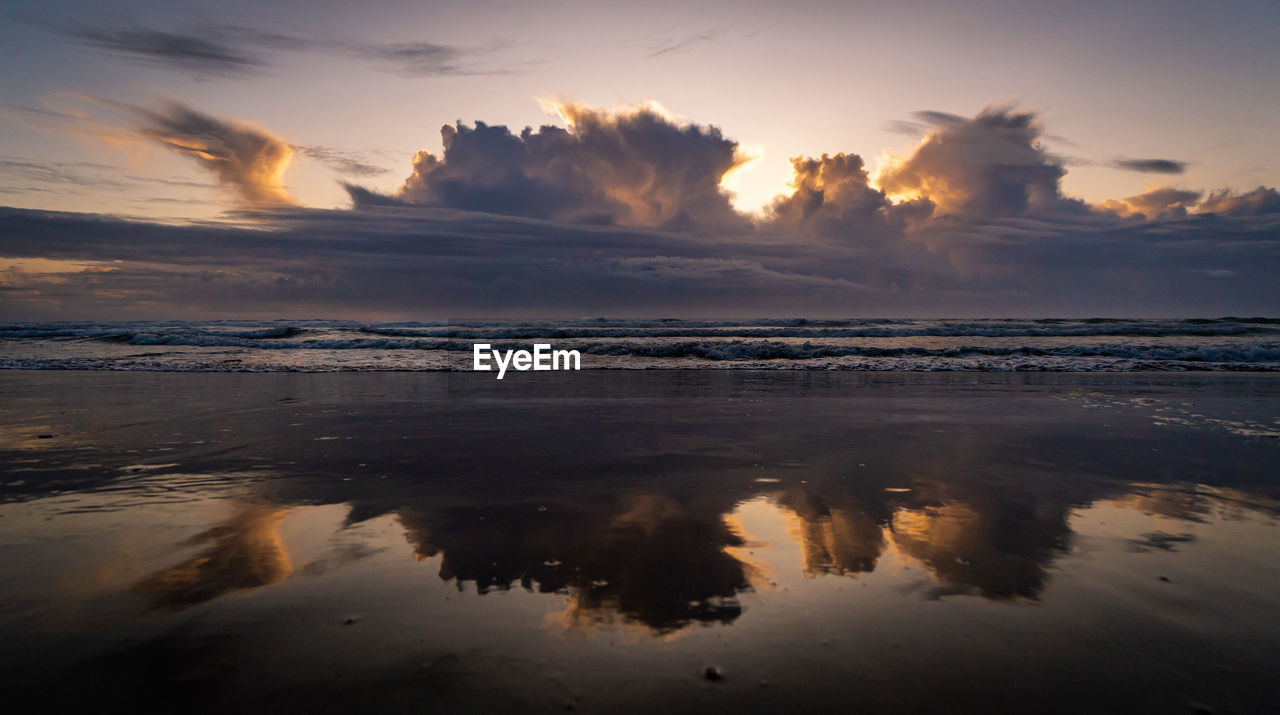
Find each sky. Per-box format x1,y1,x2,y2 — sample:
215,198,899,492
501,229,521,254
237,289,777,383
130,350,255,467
0,0,1278,318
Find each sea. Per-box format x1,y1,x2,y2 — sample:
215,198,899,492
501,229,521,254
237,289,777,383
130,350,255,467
2,317,1278,371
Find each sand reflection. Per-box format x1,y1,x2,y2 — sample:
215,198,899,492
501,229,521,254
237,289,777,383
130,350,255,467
133,503,293,610
398,492,750,634
389,476,1081,638
775,489,887,577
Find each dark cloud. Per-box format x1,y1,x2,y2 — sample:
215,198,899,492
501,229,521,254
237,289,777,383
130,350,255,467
342,183,404,207
1198,186,1280,216
1110,158,1188,174
41,18,521,78
0,205,870,318
1099,186,1202,220
384,102,751,230
295,146,389,177
878,107,1083,218
912,110,966,126
3,197,1279,320
343,41,469,77
54,22,265,75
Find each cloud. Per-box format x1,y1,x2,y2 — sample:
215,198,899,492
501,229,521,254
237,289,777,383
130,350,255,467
646,31,715,59
1197,186,1280,216
134,103,295,206
295,146,389,177
765,153,933,246
53,22,265,75
876,107,1082,218
1110,158,1188,174
3,99,395,201
4,195,1279,320
40,18,529,78
0,205,872,318
3,100,1280,319
1098,186,1202,220
342,41,471,77
0,156,215,193
912,110,967,126
382,102,752,230
885,120,929,137
0,98,303,209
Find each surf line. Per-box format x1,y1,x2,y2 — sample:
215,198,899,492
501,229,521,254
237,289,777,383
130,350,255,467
473,343,581,379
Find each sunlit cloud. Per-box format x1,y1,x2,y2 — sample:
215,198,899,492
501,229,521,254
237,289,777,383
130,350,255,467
875,107,1081,218
1198,186,1280,216
1098,186,1202,220
1,96,295,207
766,152,932,246
371,100,751,230
135,102,295,206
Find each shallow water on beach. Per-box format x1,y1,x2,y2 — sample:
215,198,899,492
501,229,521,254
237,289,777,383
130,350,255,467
1,371,1278,713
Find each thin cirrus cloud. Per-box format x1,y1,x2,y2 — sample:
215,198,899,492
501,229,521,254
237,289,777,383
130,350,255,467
0,156,214,193
39,19,525,77
646,31,715,59
1,100,1279,319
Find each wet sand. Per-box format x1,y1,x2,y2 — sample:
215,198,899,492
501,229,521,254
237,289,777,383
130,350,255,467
1,371,1278,713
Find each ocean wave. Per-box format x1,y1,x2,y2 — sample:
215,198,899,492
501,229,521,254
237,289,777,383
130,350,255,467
24,333,1276,362
4,318,1279,343
565,340,1280,362
356,322,1275,339
3,318,1279,371
3,353,1278,372
0,323,312,341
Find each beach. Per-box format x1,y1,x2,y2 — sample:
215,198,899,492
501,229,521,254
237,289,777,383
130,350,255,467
2,370,1278,713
